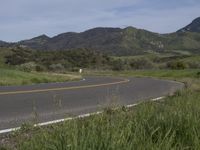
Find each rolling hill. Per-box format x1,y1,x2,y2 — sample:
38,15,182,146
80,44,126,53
1,17,200,56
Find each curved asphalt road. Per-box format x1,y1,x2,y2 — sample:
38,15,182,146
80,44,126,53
0,76,184,131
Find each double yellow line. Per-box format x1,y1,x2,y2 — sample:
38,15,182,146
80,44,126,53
0,78,130,96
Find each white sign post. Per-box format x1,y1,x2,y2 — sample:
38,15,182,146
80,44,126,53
79,69,83,74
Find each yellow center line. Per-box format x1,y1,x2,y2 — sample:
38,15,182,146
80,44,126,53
0,79,130,96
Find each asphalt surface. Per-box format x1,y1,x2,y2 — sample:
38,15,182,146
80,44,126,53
0,76,184,130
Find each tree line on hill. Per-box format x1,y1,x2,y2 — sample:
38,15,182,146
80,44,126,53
3,47,200,73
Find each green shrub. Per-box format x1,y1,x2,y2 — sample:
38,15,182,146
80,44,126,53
187,61,200,69
129,58,155,69
166,61,187,69
49,63,65,72
17,62,37,72
0,147,8,150
197,72,200,78
111,59,126,71
35,65,46,72
5,48,33,65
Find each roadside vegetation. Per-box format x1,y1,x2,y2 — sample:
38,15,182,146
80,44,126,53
0,47,200,149
0,48,82,86
0,68,81,86
1,69,200,150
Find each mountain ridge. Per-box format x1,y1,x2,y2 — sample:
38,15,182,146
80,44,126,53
178,17,200,33
1,17,200,56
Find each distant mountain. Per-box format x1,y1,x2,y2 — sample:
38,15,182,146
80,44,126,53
1,17,200,56
17,27,169,55
18,34,50,50
0,40,9,47
178,17,200,33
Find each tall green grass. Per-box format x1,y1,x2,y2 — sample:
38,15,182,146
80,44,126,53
4,90,200,150
0,68,81,86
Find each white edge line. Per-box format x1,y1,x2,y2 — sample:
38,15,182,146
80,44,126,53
0,127,21,134
151,96,165,101
0,97,165,135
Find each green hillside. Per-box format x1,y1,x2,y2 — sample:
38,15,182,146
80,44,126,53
0,17,200,56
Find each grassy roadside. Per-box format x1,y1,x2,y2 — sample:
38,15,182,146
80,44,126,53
0,68,82,86
84,69,200,79
84,69,200,91
1,69,200,150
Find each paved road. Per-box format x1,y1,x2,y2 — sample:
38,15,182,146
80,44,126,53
0,76,184,130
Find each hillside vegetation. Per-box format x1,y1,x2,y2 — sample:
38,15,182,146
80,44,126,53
16,28,200,56
1,47,200,73
1,17,200,56
0,48,82,86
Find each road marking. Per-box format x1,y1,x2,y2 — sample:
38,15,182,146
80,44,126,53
126,97,165,107
0,78,129,96
127,103,140,108
0,111,104,134
151,96,165,101
0,96,165,134
0,127,21,134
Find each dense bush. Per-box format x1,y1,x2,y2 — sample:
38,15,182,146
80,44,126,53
111,59,125,71
5,48,33,65
17,62,37,72
4,47,200,72
5,48,111,71
49,63,65,72
110,58,157,71
166,61,187,69
129,58,155,69
35,65,46,72
197,72,200,78
187,61,200,69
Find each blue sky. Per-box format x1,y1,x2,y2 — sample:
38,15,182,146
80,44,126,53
0,0,200,42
